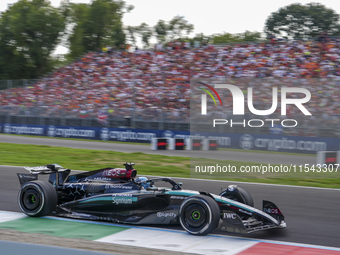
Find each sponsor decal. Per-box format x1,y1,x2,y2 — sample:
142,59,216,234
93,177,111,181
47,125,56,137
264,208,281,214
239,209,252,216
100,128,110,141
47,126,95,138
105,184,133,189
100,129,156,142
4,124,44,135
239,134,254,150
71,212,92,218
223,212,237,219
254,137,327,151
239,134,327,152
24,166,50,172
162,130,174,138
18,174,37,181
102,169,126,178
170,196,186,200
157,212,177,218
112,195,137,204
2,121,333,154
112,194,132,197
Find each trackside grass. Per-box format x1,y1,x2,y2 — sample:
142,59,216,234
1,142,339,189
0,134,315,157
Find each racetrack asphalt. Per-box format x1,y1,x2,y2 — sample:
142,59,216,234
0,135,315,165
1,135,339,248
2,164,340,248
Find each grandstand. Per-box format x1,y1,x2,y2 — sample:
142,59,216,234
1,38,340,137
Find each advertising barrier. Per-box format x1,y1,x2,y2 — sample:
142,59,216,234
203,139,218,151
168,138,185,150
316,151,340,165
151,138,167,150
192,139,203,150
1,123,340,154
151,138,186,150
174,138,185,150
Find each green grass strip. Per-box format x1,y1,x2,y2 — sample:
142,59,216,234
0,134,315,157
0,217,127,240
1,142,339,189
0,142,190,176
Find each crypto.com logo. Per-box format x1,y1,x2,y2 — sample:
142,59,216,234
199,84,312,127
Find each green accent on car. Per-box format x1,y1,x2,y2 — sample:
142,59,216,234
78,196,113,203
192,211,200,220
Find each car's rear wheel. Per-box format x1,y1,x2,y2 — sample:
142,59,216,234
18,180,57,217
179,195,220,235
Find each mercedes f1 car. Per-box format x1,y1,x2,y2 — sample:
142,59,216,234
17,163,286,235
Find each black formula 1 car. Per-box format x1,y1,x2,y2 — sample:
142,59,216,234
17,163,286,235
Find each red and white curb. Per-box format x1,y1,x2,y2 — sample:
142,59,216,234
1,211,340,255
97,228,256,254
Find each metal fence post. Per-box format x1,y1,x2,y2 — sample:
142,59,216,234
159,110,164,130
132,80,136,128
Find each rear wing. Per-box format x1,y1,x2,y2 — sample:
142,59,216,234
24,164,64,174
18,164,69,187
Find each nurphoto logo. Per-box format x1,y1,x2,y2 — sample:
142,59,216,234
199,84,312,128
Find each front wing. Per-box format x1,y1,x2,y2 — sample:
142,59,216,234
221,210,286,234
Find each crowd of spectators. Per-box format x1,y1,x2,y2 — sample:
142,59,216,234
1,37,340,128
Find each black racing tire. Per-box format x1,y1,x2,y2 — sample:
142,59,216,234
220,187,254,207
18,180,57,217
179,195,220,235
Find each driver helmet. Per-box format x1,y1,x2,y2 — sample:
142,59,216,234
135,177,150,189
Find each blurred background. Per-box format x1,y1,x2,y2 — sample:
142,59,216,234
0,0,340,144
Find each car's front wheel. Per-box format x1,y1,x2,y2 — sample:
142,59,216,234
220,185,254,207
18,180,57,217
179,195,220,235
